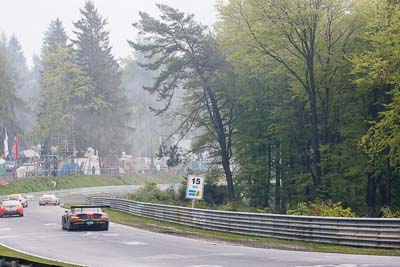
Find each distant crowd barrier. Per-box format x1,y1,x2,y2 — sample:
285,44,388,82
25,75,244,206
87,196,400,249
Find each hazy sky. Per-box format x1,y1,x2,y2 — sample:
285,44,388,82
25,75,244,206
0,0,217,67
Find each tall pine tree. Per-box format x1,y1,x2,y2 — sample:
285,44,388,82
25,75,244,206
6,34,33,133
72,0,131,160
42,17,68,52
0,42,19,148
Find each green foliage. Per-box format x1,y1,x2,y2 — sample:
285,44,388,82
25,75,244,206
42,18,68,52
2,0,400,218
0,43,19,136
0,173,182,195
287,201,356,217
202,172,228,206
72,1,132,155
32,44,97,145
127,173,228,208
127,181,180,205
362,89,400,173
131,4,239,202
0,175,124,195
380,207,400,218
157,145,183,167
353,0,400,214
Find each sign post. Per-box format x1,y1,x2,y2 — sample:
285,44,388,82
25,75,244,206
186,175,205,208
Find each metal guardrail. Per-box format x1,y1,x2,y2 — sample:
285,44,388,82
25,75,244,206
0,256,54,267
87,196,400,248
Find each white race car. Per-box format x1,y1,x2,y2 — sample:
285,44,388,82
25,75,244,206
39,194,60,206
7,194,28,208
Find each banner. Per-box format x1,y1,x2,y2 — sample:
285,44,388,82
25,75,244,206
3,128,9,158
12,133,18,160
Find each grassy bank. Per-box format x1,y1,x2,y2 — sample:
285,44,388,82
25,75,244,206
103,208,400,256
0,173,182,195
0,244,81,266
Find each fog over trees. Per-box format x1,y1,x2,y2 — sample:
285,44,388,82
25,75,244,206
0,0,399,216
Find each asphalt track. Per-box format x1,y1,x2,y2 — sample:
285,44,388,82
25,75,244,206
0,199,399,267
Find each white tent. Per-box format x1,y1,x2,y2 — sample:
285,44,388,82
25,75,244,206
21,149,40,158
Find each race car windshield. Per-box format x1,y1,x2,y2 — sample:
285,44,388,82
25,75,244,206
72,207,102,213
2,201,20,207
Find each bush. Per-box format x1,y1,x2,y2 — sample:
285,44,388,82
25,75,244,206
202,172,228,206
127,181,179,204
128,172,228,208
287,200,356,217
381,207,400,218
176,172,228,207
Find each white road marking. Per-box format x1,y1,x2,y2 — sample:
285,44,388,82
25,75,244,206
81,232,119,237
101,233,119,237
142,254,194,260
122,241,148,246
43,223,59,226
219,253,244,256
0,228,11,231
188,265,223,267
83,232,95,235
296,264,384,267
0,232,86,239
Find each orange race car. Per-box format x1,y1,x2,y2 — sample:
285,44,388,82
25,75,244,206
62,205,110,231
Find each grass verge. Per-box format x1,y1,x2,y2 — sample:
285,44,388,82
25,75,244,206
0,244,81,266
100,208,400,256
0,173,182,195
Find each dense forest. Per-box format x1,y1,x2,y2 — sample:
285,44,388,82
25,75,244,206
0,0,399,216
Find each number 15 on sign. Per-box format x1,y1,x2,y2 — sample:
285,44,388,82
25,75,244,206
186,175,204,201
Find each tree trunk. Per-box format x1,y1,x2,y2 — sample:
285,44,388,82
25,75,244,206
205,85,236,202
275,142,282,213
262,143,270,208
384,155,393,206
379,158,392,208
308,56,322,194
366,172,378,217
265,143,272,208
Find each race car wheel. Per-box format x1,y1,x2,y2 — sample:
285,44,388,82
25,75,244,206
66,221,72,231
19,214,23,217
